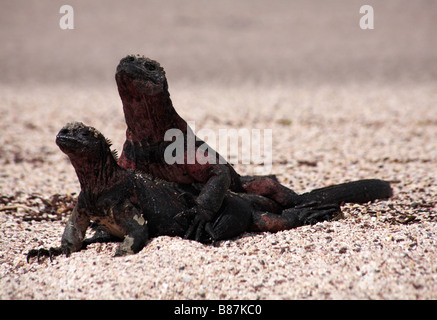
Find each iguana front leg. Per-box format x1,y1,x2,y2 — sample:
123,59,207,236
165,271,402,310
27,203,90,263
60,204,91,254
177,165,231,241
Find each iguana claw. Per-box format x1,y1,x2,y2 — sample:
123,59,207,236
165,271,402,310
175,205,215,241
27,247,65,263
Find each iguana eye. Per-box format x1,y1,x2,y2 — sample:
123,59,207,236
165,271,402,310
144,62,156,71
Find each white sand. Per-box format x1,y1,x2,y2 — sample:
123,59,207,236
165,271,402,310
1,83,436,299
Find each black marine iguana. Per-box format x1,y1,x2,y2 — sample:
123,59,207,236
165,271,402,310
28,122,343,261
115,55,392,239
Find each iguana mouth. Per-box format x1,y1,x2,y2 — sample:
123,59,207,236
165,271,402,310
56,134,84,152
56,127,95,151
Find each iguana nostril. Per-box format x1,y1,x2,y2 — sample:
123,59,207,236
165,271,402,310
124,56,135,63
144,62,156,71
58,128,70,136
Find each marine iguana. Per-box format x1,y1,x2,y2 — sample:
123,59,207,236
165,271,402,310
27,122,341,262
115,55,392,239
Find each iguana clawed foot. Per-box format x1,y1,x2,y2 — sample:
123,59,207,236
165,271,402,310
174,205,216,241
27,247,69,264
285,201,342,226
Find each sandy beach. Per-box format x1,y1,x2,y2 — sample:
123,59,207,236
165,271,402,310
1,0,436,300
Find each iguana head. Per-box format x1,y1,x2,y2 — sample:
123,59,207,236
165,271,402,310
115,55,186,144
56,122,119,190
116,55,168,96
56,122,107,155
56,122,119,164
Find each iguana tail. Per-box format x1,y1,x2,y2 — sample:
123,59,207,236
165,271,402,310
298,179,393,205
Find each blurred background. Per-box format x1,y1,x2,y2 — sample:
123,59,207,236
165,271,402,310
1,0,435,87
